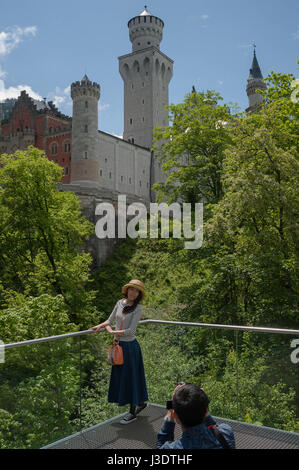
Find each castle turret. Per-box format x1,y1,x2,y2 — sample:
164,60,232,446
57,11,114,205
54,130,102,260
119,7,173,150
128,7,164,53
70,75,100,185
246,47,266,113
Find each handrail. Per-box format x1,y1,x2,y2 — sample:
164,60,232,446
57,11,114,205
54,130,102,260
139,319,299,335
2,319,299,350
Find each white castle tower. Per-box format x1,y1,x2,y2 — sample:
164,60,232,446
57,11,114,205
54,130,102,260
70,74,101,185
246,47,266,113
118,7,173,150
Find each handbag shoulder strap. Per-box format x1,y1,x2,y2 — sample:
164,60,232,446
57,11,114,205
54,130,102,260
208,425,232,449
116,313,125,341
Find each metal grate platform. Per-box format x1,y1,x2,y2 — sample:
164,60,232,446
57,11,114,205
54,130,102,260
42,403,299,449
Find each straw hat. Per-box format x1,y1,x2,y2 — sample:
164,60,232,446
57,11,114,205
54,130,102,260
122,279,145,301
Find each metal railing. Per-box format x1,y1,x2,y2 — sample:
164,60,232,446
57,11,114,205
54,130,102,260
3,319,299,350
1,320,298,449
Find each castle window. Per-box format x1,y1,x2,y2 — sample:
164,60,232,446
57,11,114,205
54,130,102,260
139,180,142,187
109,172,112,178
100,169,102,176
129,177,132,184
85,100,88,108
121,176,123,182
84,152,88,159
105,158,107,163
132,138,134,144
144,16,146,22
84,125,88,133
130,118,133,125
64,142,71,152
51,143,58,155
150,16,152,22
64,166,69,175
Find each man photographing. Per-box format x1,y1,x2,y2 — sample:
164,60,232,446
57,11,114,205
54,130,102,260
157,383,235,449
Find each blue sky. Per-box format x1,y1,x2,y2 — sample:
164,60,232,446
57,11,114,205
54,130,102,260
1,0,298,137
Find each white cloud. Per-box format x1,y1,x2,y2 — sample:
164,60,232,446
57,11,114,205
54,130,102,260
44,85,71,110
64,85,71,95
238,44,252,49
99,103,110,112
0,65,6,79
292,29,299,39
0,26,37,57
0,79,42,101
200,14,209,20
0,25,39,103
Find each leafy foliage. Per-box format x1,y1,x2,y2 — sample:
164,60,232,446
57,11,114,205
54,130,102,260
0,70,298,447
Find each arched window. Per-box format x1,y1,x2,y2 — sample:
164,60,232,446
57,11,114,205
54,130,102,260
51,142,58,155
64,141,71,153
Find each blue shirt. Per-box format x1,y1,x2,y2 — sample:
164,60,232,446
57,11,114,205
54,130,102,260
157,415,235,449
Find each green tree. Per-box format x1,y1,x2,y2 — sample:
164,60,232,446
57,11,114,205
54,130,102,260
152,90,234,207
0,147,95,324
202,70,299,326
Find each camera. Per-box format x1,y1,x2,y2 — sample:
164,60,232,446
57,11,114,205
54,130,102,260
165,382,190,409
166,400,173,410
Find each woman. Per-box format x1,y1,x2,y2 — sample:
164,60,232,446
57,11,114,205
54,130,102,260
91,279,148,424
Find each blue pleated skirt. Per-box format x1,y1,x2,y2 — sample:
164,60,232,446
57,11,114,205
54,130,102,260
108,339,148,407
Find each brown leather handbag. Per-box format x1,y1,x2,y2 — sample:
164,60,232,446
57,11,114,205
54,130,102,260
107,314,125,366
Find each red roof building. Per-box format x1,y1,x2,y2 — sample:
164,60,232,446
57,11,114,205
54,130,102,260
0,90,72,184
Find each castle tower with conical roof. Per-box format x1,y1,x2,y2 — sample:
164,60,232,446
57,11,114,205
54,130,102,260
246,47,266,113
70,74,100,185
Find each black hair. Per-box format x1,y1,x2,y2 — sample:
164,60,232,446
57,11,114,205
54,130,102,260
172,384,209,428
122,289,142,314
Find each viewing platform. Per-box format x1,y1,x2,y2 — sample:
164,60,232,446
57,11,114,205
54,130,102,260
2,320,299,449
43,403,299,449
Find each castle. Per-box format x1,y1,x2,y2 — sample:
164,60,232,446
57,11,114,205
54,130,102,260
0,8,266,267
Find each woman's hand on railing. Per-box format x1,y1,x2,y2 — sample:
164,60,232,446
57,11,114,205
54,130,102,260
90,323,107,333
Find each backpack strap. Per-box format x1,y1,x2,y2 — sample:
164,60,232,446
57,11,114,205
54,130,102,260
208,425,232,449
